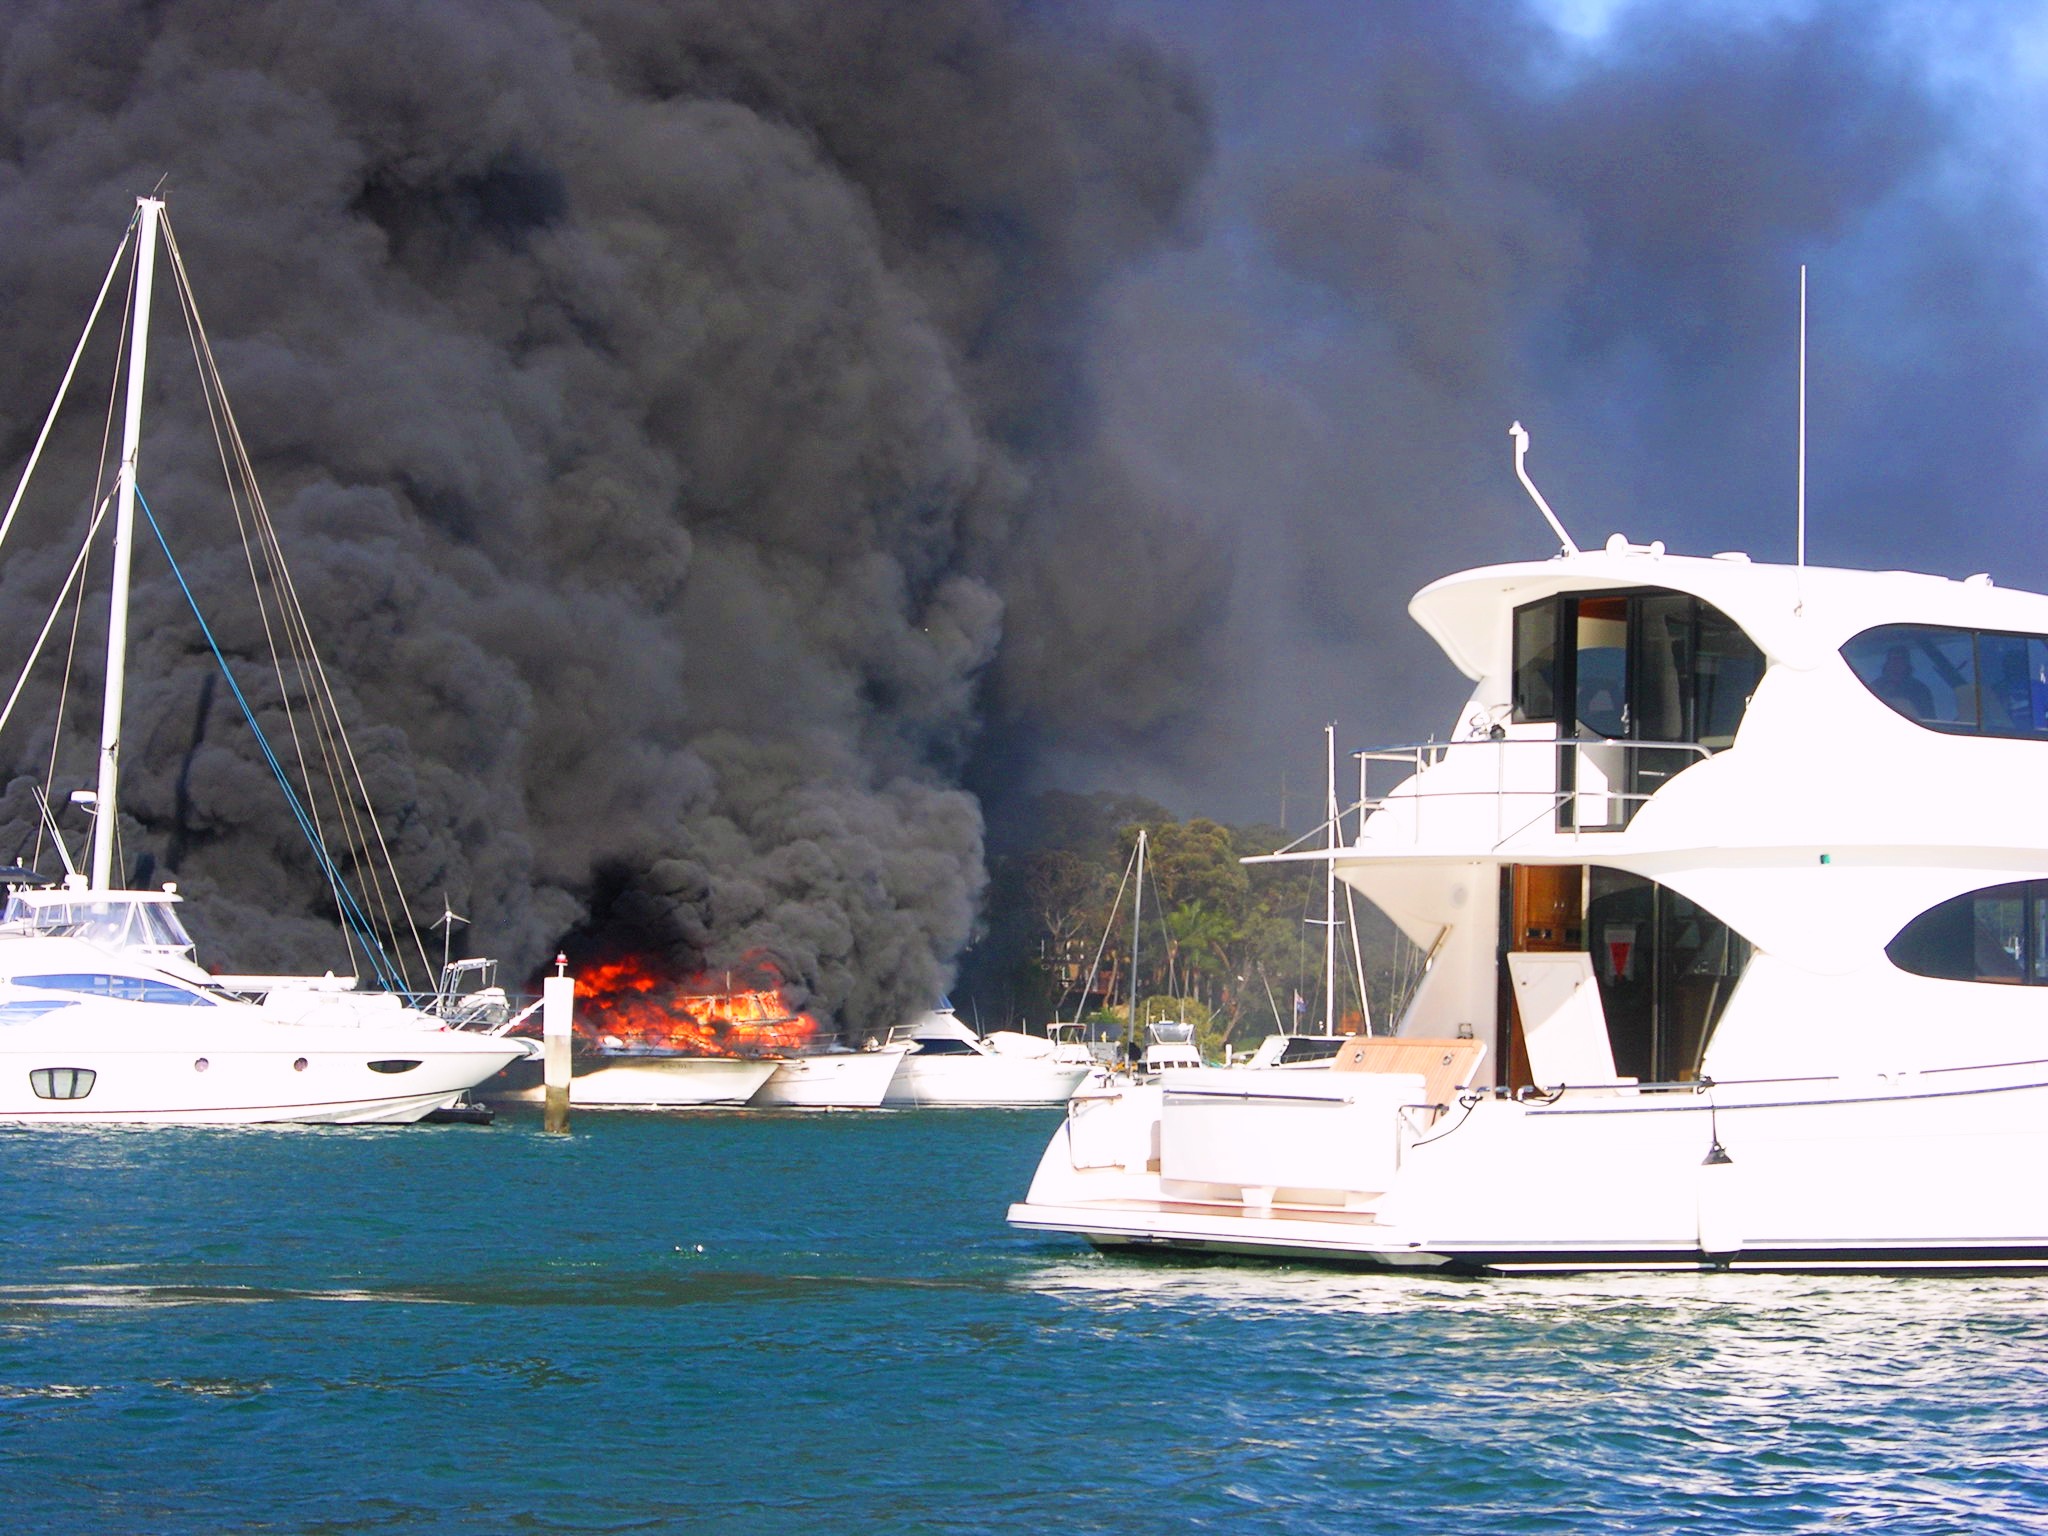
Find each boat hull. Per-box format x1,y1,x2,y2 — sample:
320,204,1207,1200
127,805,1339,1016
1008,1067,2048,1273
488,1052,778,1107
752,1046,909,1108
884,1056,1091,1108
0,1017,534,1126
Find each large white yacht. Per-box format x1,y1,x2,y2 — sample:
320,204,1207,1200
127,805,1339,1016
0,899,531,1123
1012,476,2048,1270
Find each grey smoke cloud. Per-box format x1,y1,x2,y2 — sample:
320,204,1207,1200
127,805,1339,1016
0,0,1210,1031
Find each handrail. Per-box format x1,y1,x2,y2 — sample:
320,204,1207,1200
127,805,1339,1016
1258,737,1721,858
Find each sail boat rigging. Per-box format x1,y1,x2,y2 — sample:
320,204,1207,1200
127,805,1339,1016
0,193,535,1122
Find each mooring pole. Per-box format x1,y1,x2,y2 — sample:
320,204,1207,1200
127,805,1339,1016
543,952,573,1134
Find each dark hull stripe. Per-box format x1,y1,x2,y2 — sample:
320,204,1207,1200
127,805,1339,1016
1084,1234,2048,1277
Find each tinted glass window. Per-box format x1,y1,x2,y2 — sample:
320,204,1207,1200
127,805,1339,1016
1975,889,2027,982
1843,624,1978,729
1974,633,2048,737
1696,607,1766,750
1632,594,1692,743
1512,600,1557,723
1278,1036,1346,1064
1887,880,2048,984
13,973,214,1005
1575,598,1629,738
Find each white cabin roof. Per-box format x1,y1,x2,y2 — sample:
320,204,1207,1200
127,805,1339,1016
1411,545,2048,681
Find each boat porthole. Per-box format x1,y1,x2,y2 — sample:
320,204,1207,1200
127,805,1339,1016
367,1059,422,1075
293,1057,308,1073
194,1057,209,1073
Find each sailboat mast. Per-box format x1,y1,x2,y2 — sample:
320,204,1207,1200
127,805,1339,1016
1128,828,1146,1056
91,195,162,892
1324,723,1337,1036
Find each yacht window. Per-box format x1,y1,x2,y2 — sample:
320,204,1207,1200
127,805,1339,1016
1511,600,1558,723
911,1038,979,1055
1975,633,2048,737
1516,590,1764,750
1695,607,1767,750
1886,880,2048,984
12,973,215,1006
1277,1036,1346,1065
1632,594,1692,743
1574,598,1629,738
1842,625,1978,730
29,1067,95,1100
137,904,195,949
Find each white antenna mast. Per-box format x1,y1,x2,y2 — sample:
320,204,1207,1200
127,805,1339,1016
1510,422,1579,556
1128,827,1146,1057
433,895,468,977
1797,263,1808,578
91,195,163,892
1324,722,1338,1037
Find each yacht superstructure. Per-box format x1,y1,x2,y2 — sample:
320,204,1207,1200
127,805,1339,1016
1012,532,2048,1271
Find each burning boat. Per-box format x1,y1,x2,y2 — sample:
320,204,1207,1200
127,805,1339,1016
484,954,808,1108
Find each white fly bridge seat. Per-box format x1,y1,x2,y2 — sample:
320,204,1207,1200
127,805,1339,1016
1506,951,1635,1089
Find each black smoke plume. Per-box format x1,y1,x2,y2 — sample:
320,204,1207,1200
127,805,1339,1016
0,0,1210,1032
1047,0,2048,827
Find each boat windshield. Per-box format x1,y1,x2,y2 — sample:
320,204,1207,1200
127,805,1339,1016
0,894,197,953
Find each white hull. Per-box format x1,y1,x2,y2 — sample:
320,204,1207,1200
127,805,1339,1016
541,1054,778,1107
0,1008,533,1125
752,1046,909,1108
884,1055,1090,1108
1011,1065,2048,1272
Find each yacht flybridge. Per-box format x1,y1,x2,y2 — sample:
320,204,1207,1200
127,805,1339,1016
1012,459,2048,1271
0,197,535,1122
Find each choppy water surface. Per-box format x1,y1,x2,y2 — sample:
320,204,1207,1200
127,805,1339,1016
2,1110,2044,1533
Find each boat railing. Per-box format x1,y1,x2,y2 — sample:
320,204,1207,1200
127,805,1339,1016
1339,737,1714,845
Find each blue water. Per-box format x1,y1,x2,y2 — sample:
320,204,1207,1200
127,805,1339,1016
3,1109,2046,1534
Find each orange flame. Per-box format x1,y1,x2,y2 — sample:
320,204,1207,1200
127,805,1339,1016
550,951,821,1057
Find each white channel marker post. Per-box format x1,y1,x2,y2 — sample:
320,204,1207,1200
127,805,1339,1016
543,952,574,1134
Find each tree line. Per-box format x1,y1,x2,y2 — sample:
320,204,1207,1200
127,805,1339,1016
958,790,1423,1056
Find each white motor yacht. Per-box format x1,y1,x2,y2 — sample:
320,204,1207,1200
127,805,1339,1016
884,1008,1092,1107
1140,1020,1204,1074
0,198,537,1122
1012,436,2048,1273
751,1038,913,1108
0,928,530,1123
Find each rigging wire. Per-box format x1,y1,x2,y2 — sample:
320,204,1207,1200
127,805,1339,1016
0,214,134,561
0,497,114,755
1065,836,1139,1027
0,203,442,994
159,228,357,973
134,486,408,991
38,253,135,873
160,212,434,988
1143,841,1179,1018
